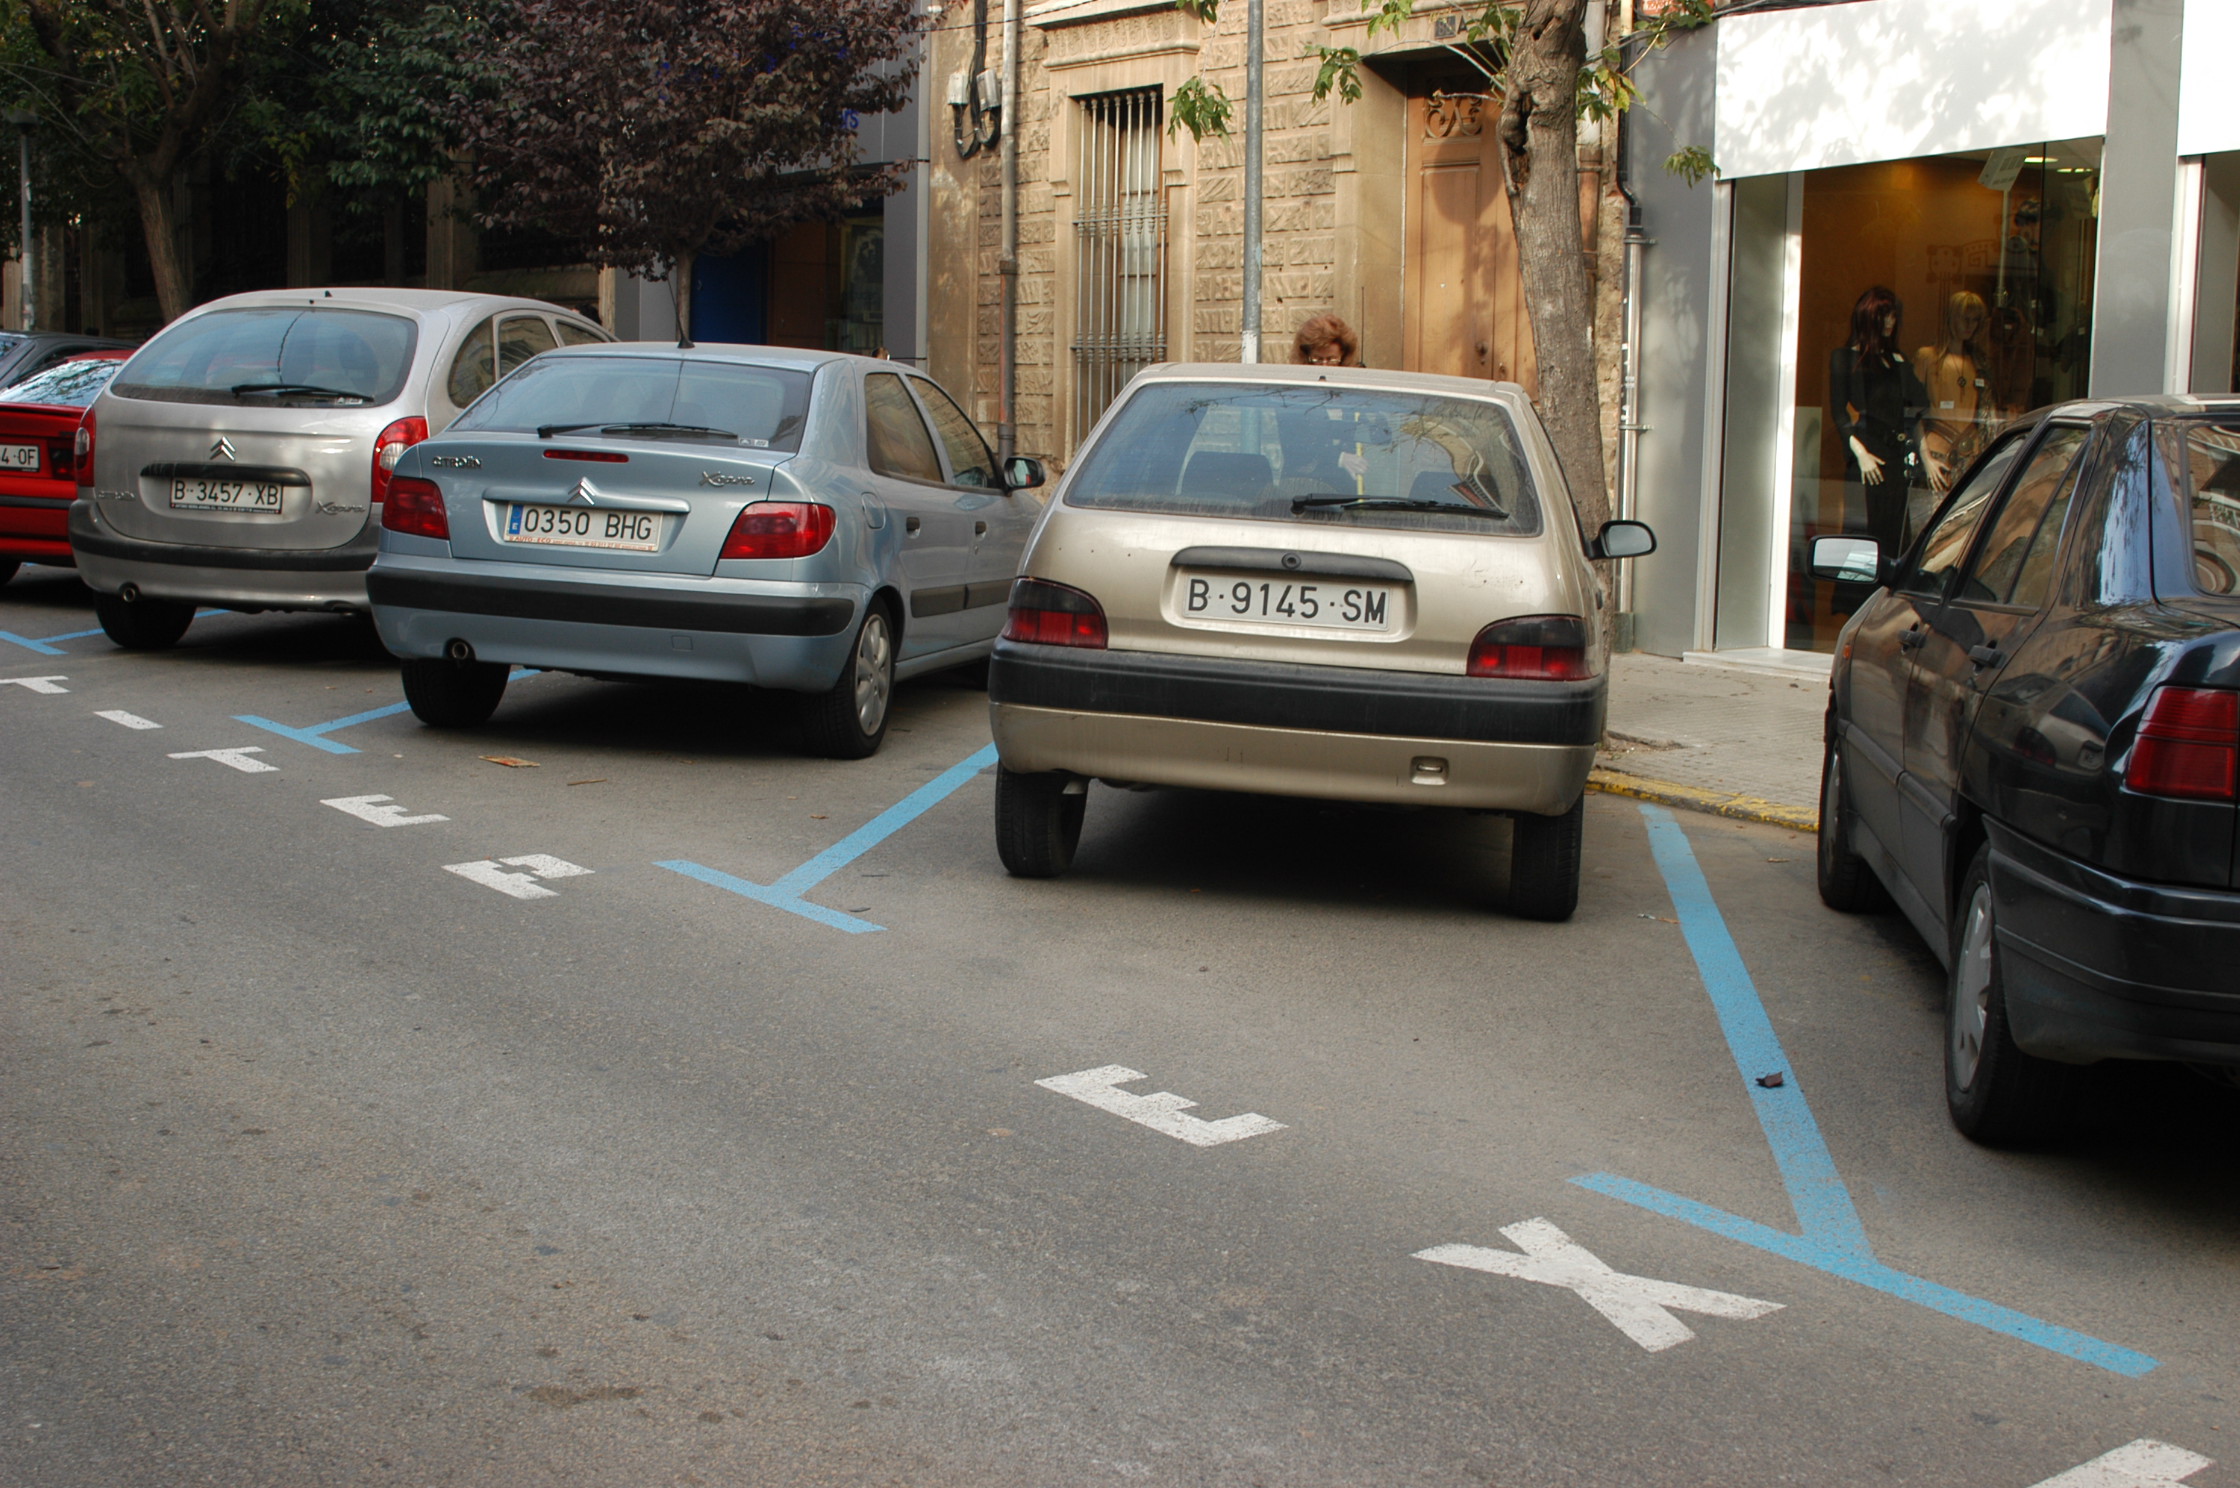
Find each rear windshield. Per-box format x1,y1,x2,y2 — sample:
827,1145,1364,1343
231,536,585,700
2175,422,2240,596
112,308,417,407
448,354,812,451
0,356,122,408
1065,381,1542,536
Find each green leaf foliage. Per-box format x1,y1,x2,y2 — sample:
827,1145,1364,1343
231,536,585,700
1168,74,1233,141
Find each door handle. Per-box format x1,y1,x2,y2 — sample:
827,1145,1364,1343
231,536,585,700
1967,644,2002,669
974,521,988,536
906,516,922,534
1899,626,1925,652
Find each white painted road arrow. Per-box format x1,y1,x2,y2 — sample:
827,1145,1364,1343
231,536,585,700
2,675,69,693
444,854,593,900
2030,1441,2213,1488
166,746,277,774
1417,1218,1782,1352
322,794,448,827
1036,1065,1286,1147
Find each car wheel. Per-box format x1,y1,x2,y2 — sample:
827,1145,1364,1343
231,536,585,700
0,559,18,585
994,767,1086,878
94,589,195,650
1944,845,2079,1146
400,655,510,728
1817,728,1887,912
1509,794,1585,922
799,602,895,760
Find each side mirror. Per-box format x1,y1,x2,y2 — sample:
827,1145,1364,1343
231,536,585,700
1809,534,1882,585
1002,455,1046,491
1592,519,1656,559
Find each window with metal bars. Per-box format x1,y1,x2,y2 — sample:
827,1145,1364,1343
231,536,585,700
1072,89,1167,440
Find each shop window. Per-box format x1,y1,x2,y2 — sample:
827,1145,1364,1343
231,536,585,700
1774,140,2102,651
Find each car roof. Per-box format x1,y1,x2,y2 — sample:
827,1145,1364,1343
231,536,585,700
183,287,598,323
537,342,874,373
1129,361,1536,406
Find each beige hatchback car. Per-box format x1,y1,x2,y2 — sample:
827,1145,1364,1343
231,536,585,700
987,364,1655,919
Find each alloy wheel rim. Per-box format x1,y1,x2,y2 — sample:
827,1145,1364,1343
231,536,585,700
854,613,893,735
1950,885,1994,1090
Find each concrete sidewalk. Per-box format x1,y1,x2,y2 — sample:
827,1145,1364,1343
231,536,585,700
1592,651,1829,832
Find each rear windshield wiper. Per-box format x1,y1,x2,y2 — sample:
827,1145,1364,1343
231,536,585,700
1290,493,1510,519
536,420,738,442
232,382,370,403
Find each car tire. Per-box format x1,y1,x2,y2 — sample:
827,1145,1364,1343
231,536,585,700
1817,727,1887,912
1509,794,1585,922
94,589,195,650
0,559,18,586
400,655,510,728
1944,845,2080,1146
994,767,1086,878
799,602,895,760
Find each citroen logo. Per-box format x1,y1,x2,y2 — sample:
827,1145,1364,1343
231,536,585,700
567,478,597,505
211,437,237,462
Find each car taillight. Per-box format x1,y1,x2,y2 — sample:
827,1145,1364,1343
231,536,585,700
2124,686,2238,802
718,501,835,560
1002,577,1107,648
46,435,74,483
370,416,429,507
73,412,93,490
381,475,450,541
1467,614,1591,679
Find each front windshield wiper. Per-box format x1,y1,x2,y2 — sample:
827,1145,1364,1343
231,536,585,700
231,382,370,403
1289,493,1510,519
535,420,738,442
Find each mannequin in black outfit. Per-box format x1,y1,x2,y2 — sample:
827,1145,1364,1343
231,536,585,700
1828,286,1929,554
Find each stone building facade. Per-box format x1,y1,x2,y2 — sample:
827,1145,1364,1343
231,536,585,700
924,0,1630,478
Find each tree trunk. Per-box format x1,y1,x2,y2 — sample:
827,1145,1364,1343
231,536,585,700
129,170,192,324
1501,0,1610,537
672,250,696,345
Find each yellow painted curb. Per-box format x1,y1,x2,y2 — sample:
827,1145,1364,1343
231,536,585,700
1588,767,1819,833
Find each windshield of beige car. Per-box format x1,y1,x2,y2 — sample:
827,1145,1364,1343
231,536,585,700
1064,382,1541,536
111,307,417,407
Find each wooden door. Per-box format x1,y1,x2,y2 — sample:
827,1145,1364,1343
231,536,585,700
1404,83,1536,394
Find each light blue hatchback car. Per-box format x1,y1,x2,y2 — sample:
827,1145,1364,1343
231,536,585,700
367,344,1044,757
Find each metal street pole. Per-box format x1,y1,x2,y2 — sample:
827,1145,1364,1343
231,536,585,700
1239,0,1263,363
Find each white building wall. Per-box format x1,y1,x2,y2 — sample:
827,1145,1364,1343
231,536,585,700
1715,0,2111,180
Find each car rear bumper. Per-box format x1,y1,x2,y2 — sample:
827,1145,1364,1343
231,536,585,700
987,640,1602,812
1990,822,2240,1066
69,498,375,609
366,553,864,693
1,493,76,561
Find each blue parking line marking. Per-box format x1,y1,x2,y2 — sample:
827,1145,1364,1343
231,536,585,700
0,626,103,655
1571,804,2158,1378
658,742,1001,933
233,701,415,755
656,860,884,934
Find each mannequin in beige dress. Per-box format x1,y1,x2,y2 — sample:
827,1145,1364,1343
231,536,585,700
1913,291,1990,492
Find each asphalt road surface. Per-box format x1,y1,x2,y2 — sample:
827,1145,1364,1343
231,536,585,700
4,565,2237,1488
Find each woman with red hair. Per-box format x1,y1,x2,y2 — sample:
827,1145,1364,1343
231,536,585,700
1293,314,1359,367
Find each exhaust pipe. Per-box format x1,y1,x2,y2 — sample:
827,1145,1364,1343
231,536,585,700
119,582,141,602
445,638,475,663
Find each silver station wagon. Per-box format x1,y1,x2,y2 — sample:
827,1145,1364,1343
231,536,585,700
367,344,1044,758
70,288,609,648
987,364,1655,920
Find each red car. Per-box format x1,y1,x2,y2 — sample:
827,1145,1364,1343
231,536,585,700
0,349,132,584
